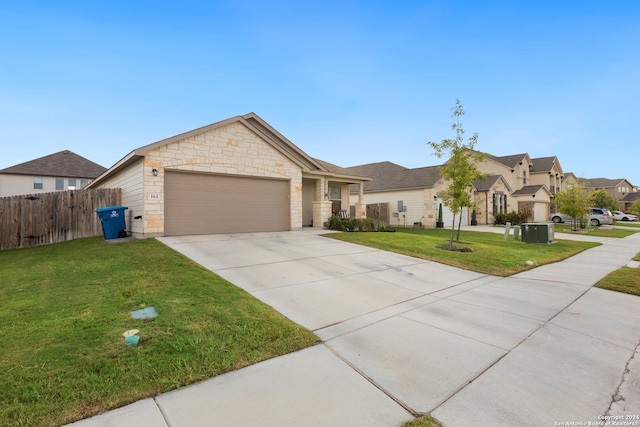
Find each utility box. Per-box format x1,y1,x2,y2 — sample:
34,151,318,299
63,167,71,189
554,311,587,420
521,223,554,244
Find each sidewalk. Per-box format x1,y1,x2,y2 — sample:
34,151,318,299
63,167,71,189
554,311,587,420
67,228,640,427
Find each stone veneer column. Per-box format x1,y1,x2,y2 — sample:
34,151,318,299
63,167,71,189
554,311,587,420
313,201,332,228
355,182,366,219
312,178,332,228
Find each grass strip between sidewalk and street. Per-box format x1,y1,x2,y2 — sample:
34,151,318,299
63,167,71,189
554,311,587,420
324,228,600,276
596,252,640,297
553,224,637,237
0,237,319,427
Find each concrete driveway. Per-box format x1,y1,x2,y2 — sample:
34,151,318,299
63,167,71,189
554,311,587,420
71,228,640,427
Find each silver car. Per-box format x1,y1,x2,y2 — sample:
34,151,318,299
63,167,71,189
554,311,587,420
549,207,613,226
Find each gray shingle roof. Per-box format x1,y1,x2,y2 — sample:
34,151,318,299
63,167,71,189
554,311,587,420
0,150,106,178
581,177,626,188
621,192,640,202
530,156,556,172
312,158,369,178
511,184,546,196
346,161,442,193
487,153,528,168
473,174,501,192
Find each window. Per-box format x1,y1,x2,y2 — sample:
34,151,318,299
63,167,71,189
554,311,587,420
33,177,43,190
80,179,89,189
68,178,77,190
328,185,341,200
55,178,65,191
522,171,527,185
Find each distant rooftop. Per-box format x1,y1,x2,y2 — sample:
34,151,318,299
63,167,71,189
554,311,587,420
0,150,106,178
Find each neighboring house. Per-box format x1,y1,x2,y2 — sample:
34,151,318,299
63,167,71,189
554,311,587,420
563,173,638,211
529,156,564,196
345,161,512,227
0,150,106,198
564,175,636,208
472,174,513,225
621,192,640,212
347,150,561,227
86,113,370,238
472,151,562,222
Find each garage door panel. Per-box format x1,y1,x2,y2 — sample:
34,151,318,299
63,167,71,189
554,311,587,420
165,172,290,236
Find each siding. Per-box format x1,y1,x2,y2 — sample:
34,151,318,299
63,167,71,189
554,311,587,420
94,160,144,236
352,189,426,227
0,175,92,198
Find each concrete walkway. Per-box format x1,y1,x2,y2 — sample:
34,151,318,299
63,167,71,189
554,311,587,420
67,227,640,427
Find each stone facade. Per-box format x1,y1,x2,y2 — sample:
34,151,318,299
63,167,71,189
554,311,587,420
88,113,370,237
142,122,303,235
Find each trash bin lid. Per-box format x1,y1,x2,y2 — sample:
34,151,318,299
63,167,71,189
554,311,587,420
96,206,128,213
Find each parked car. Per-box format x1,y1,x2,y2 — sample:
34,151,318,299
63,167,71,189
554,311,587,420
548,212,573,224
612,210,638,221
549,207,613,226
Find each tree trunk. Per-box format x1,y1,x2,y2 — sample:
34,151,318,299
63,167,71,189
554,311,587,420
449,216,455,249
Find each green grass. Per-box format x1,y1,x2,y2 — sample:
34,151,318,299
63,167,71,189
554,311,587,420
595,251,640,297
595,267,640,296
553,224,638,237
613,221,640,228
402,414,444,427
0,237,319,427
325,228,600,276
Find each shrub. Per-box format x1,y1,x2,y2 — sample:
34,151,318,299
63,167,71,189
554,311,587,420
327,216,357,231
354,218,375,231
328,216,374,231
494,210,531,225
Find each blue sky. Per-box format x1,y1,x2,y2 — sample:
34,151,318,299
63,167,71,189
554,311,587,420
2,1,639,186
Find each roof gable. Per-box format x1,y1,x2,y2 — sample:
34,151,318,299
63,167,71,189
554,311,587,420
488,153,530,168
134,113,323,171
91,113,367,185
530,156,558,173
0,150,106,178
511,184,550,196
473,174,512,192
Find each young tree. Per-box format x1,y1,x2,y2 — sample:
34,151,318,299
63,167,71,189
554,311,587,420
630,199,640,215
588,189,619,212
428,99,485,249
555,182,589,231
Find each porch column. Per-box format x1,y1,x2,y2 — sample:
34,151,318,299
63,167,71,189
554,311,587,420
312,178,332,228
355,182,366,219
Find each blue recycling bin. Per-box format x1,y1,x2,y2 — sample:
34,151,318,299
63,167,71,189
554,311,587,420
96,206,128,239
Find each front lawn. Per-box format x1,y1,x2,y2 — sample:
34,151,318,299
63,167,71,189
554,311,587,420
325,228,600,276
553,224,638,237
613,221,640,228
0,237,319,427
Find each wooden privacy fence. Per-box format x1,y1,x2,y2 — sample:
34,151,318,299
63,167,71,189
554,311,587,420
0,188,121,250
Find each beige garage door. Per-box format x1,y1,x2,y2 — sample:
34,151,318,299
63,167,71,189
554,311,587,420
164,172,290,236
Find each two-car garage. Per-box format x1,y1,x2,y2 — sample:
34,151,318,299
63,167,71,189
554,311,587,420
164,171,290,236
